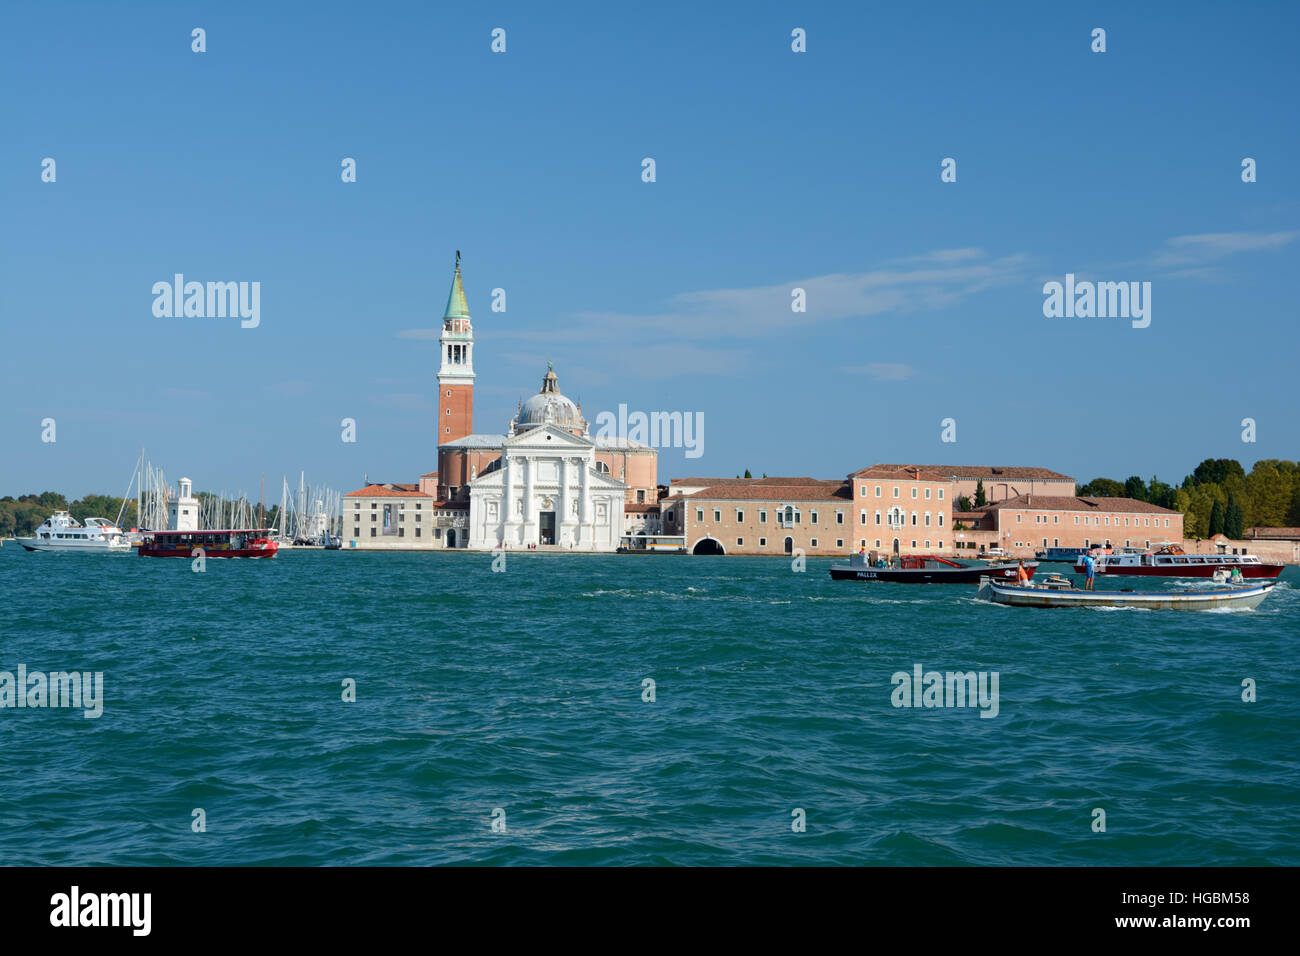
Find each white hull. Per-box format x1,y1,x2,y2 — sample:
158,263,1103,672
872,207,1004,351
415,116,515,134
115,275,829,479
977,577,1274,611
18,538,132,553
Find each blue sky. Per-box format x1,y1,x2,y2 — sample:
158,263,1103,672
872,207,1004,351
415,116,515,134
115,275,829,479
3,0,1297,500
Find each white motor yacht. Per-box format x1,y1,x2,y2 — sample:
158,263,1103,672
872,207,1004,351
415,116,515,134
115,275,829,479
16,512,132,553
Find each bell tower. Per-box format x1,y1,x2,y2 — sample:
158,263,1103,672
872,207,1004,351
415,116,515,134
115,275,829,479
437,251,475,444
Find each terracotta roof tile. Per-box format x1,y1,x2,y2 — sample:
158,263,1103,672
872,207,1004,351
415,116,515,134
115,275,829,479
343,483,434,499
669,476,839,487
978,494,1179,515
669,477,754,485
851,463,1074,480
687,483,853,502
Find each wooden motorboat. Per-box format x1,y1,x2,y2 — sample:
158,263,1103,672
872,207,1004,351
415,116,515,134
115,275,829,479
976,574,1275,610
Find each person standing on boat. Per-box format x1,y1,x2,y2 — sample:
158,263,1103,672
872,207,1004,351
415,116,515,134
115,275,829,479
1016,559,1030,585
1082,552,1096,590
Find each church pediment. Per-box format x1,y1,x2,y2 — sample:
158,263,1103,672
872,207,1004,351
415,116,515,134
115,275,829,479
503,422,595,451
468,456,625,490
468,469,506,489
585,469,626,489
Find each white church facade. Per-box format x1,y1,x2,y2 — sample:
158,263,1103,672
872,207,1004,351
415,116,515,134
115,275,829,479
468,420,627,551
343,255,656,552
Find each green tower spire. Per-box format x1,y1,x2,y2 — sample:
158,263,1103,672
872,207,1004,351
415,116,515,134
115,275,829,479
443,250,470,322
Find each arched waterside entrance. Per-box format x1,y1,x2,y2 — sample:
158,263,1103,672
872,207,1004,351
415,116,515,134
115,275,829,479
784,536,793,555
447,529,457,548
691,537,726,555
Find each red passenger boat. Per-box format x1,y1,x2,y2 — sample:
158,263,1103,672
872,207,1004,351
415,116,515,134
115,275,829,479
1075,544,1281,579
137,529,279,558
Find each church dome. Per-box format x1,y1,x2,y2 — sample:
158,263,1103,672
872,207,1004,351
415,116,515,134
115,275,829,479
514,366,585,433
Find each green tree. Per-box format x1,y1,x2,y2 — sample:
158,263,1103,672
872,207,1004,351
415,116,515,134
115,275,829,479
957,495,972,513
974,480,986,508
1080,477,1125,497
1225,493,1245,539
1285,483,1300,526
1279,478,1300,527
1243,460,1293,527
1174,488,1197,537
1147,475,1177,510
743,469,752,479
1124,476,1148,501
1208,499,1225,536
1191,458,1245,487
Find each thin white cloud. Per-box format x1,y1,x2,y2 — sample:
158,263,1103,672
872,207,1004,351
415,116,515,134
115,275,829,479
1153,267,1228,281
1151,231,1299,267
885,248,987,266
492,252,1031,346
452,247,1033,382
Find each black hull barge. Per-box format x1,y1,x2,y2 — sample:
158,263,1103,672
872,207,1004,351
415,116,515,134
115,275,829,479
829,553,1035,584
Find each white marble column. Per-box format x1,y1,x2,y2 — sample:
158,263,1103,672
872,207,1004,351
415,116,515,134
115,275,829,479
502,454,516,543
559,457,571,546
579,462,592,547
523,455,535,540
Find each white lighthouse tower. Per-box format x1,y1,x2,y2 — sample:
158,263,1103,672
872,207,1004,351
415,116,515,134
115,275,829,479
168,477,200,531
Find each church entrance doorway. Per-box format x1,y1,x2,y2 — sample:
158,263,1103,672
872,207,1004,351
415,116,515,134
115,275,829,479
539,511,556,545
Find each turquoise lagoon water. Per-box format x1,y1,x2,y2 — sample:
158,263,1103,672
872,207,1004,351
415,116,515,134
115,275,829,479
0,546,1296,866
